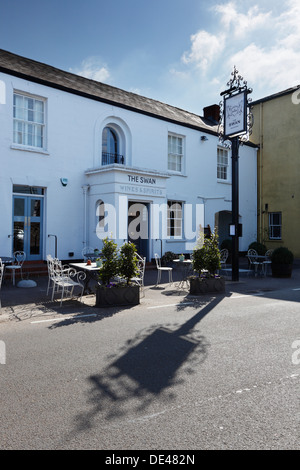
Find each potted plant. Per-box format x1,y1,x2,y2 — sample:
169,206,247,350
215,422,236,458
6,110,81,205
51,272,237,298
189,230,225,294
161,251,176,266
95,238,140,307
97,237,119,287
271,247,294,278
119,242,139,285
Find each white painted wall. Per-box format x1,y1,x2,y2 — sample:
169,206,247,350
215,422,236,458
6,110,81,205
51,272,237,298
0,70,257,261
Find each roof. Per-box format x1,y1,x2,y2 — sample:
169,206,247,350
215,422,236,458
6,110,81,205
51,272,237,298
0,48,219,135
251,85,300,105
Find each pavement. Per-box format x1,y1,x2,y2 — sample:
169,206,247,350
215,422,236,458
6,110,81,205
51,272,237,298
1,257,300,324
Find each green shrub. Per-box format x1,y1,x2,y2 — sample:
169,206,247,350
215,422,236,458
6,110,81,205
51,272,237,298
161,251,176,265
193,230,221,277
271,247,294,265
248,241,267,255
98,237,119,286
119,242,139,285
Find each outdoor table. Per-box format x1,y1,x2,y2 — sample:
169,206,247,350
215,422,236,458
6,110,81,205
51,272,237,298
0,256,13,265
70,262,102,294
173,259,193,288
0,257,14,280
247,255,267,276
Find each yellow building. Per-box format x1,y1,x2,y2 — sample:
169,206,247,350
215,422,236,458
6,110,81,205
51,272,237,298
251,86,300,258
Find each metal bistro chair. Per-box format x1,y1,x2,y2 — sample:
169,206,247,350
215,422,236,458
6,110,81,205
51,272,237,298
5,251,26,286
263,249,273,276
130,254,146,296
46,254,70,296
154,253,173,286
50,261,86,307
220,248,229,270
247,249,263,276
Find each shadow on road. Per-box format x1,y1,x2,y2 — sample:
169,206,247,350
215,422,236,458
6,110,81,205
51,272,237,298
72,294,226,433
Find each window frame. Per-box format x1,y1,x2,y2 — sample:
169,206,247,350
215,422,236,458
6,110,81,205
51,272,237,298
269,212,282,240
217,146,230,182
13,91,46,151
168,133,185,174
167,200,183,239
102,126,125,165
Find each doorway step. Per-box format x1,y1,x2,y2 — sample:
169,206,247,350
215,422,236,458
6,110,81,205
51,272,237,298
4,261,48,280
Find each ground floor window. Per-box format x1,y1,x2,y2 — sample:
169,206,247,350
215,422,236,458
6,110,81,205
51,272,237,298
269,212,282,239
167,201,183,238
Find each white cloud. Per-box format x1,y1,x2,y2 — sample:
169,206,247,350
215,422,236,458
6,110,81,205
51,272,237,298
182,30,225,72
69,57,110,83
214,2,271,38
276,0,300,48
178,0,300,101
229,43,300,92
226,0,300,92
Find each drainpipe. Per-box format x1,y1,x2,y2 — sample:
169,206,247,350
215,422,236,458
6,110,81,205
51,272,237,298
259,103,263,243
82,185,90,249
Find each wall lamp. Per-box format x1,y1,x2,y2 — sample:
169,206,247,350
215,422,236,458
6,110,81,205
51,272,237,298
201,136,208,142
60,178,68,187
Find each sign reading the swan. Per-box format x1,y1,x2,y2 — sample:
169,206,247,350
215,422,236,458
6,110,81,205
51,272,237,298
224,90,247,138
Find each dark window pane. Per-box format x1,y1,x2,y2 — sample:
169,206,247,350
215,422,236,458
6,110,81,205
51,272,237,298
14,198,25,216
13,222,24,251
30,222,40,255
31,200,40,217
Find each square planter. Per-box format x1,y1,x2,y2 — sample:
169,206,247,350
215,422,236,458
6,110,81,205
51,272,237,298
95,285,140,307
189,277,225,295
271,263,293,278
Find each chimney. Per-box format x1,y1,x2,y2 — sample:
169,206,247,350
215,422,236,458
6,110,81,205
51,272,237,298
203,104,220,124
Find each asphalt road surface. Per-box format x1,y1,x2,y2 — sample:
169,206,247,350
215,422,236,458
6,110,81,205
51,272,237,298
0,286,299,451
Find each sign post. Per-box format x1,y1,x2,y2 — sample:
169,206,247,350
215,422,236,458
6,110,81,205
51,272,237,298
219,67,253,281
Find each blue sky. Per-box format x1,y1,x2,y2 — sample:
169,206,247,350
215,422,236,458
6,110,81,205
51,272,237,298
1,0,299,114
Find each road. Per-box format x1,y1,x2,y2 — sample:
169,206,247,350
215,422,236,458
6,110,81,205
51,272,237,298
0,286,299,450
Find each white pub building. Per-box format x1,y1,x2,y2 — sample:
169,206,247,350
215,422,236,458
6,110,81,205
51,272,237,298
0,49,257,263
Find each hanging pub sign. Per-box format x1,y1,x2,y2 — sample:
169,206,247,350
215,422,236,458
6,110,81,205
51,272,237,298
223,90,247,138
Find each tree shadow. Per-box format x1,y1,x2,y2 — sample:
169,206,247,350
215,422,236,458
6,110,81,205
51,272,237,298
72,294,225,433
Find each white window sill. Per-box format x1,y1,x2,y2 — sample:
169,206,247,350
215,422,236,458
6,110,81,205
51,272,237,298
11,144,49,155
167,171,187,177
217,179,231,185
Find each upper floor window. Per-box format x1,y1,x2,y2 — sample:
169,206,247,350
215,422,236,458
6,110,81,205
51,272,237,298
168,134,184,173
102,126,124,165
269,212,282,239
217,146,229,181
13,92,45,149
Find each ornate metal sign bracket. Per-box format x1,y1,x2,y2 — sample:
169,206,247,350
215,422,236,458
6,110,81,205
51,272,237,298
218,67,253,281
218,66,253,146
